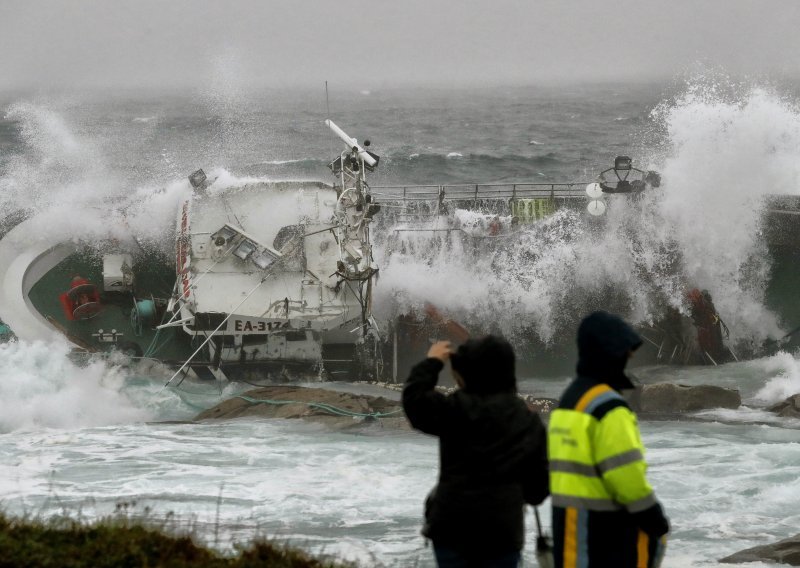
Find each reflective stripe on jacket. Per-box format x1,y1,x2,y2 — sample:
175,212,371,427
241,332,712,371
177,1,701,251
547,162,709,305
549,383,654,513
549,379,665,568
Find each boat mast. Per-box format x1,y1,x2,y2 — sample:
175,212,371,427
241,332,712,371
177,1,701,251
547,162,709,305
325,120,382,371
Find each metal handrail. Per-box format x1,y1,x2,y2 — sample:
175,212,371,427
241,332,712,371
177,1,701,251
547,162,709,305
370,182,591,202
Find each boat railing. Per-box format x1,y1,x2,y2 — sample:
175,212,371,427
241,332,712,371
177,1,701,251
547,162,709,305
370,182,590,203
372,186,800,209
369,184,800,231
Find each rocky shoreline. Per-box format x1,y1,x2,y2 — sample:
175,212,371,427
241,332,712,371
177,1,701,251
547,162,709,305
192,381,758,429
721,533,800,565
195,385,409,430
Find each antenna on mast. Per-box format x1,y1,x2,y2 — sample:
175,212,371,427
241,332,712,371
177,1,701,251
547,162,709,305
324,81,334,157
325,119,378,168
325,81,331,119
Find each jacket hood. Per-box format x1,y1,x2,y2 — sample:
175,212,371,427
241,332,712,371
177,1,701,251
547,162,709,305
576,311,642,390
450,335,516,395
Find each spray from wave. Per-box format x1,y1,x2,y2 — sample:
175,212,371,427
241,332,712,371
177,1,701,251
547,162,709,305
374,81,800,350
0,340,152,432
751,351,800,404
197,46,263,169
2,80,799,357
652,83,800,343
1,100,193,255
1,100,115,218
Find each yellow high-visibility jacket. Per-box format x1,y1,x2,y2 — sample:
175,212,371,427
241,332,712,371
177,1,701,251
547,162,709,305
548,379,667,568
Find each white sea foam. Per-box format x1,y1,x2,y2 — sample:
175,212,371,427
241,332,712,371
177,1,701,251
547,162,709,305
375,208,582,343
0,406,797,567
205,167,269,192
0,340,152,432
255,159,305,165
751,350,800,404
375,82,799,349
651,84,800,344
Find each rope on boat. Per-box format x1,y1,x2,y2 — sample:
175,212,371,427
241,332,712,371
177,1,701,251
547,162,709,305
234,395,403,419
161,276,270,390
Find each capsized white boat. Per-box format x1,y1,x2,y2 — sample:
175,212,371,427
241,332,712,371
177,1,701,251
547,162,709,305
0,120,384,383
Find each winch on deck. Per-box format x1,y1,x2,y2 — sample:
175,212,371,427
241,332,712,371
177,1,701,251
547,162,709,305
59,276,102,321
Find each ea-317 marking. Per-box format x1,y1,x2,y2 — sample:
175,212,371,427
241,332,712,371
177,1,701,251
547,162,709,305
230,319,290,334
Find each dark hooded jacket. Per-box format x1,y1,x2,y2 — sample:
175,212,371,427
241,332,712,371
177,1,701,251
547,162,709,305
576,309,643,390
402,336,549,555
551,312,669,568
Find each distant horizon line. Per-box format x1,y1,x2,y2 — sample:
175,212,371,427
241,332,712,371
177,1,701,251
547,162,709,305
0,78,670,93
2,73,798,101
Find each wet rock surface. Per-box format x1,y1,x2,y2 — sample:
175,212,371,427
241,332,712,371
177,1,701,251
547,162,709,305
630,383,741,414
194,385,410,430
195,384,557,428
768,394,800,418
194,382,742,428
721,534,800,565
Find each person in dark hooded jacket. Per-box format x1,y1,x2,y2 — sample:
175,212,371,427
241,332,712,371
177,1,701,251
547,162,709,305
402,335,549,568
548,311,669,568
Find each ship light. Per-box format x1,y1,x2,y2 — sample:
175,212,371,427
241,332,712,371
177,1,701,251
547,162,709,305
614,156,632,171
233,240,256,260
251,251,275,270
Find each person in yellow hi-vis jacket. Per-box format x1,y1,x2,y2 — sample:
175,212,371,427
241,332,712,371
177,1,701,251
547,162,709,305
549,311,669,568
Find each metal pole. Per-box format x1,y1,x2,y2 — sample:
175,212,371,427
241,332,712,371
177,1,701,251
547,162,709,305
161,276,270,390
392,321,398,383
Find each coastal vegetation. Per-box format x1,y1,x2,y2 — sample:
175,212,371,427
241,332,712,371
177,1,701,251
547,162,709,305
0,509,351,568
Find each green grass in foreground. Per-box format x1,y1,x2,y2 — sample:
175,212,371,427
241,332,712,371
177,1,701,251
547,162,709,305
0,512,353,568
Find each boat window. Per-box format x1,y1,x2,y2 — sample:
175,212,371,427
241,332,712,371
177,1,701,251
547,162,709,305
212,226,237,245
251,251,275,269
285,331,307,342
233,240,256,260
191,312,227,331
242,335,268,347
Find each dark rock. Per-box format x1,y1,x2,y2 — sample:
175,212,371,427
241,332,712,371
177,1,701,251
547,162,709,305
194,385,410,430
721,533,800,565
768,394,800,418
629,383,741,414
196,381,744,426
194,385,558,429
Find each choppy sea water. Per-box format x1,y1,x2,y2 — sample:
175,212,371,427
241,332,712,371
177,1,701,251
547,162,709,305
2,79,800,566
1,340,800,567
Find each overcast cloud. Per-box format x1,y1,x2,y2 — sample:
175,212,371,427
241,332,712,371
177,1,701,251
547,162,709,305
1,0,798,91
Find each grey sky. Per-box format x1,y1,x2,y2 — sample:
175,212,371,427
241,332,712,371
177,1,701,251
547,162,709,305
1,0,798,91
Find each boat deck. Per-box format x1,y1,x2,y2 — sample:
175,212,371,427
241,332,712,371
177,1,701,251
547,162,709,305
27,250,192,360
